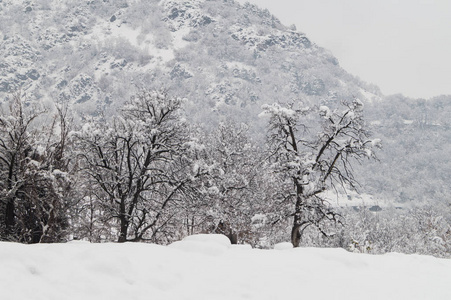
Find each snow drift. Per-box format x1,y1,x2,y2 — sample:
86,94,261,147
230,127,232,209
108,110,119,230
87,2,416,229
0,234,449,300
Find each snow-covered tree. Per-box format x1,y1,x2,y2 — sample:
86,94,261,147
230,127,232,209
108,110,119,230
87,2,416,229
261,99,379,247
74,90,205,243
0,93,41,240
0,93,72,243
199,122,264,244
17,104,73,243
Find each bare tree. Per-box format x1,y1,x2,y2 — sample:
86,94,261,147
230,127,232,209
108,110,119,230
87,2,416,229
261,99,379,247
75,90,205,243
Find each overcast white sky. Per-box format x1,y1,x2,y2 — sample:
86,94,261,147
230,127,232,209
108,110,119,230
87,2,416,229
236,0,451,99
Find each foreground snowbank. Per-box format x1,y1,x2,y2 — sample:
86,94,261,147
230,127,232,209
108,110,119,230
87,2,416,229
1,234,449,300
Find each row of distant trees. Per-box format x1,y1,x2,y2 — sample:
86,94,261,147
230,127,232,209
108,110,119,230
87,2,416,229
0,90,448,257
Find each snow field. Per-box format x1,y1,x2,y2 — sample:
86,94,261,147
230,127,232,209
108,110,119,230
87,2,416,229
0,234,450,300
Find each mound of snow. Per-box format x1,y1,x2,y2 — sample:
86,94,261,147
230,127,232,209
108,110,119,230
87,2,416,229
0,234,450,300
274,242,293,250
169,234,231,256
179,233,232,246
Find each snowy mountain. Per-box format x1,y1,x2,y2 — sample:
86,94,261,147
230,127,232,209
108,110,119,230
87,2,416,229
0,0,380,124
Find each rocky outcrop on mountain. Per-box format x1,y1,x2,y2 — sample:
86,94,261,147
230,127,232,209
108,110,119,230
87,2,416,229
0,0,380,123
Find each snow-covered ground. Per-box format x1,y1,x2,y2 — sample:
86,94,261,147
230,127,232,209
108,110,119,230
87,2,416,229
1,234,450,300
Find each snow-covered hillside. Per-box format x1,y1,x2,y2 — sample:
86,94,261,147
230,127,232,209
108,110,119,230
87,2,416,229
1,234,450,300
0,0,379,122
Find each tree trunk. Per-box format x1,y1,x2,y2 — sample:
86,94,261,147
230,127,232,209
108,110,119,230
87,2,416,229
118,216,128,243
118,225,127,243
291,183,303,248
291,223,301,248
5,199,15,236
228,232,238,244
117,195,129,243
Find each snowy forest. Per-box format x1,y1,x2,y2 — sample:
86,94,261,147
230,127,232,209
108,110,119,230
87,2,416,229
0,90,449,258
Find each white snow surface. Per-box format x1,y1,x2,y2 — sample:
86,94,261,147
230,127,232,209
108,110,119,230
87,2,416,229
1,234,450,300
